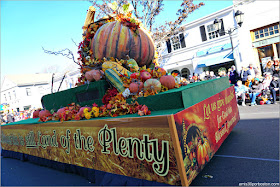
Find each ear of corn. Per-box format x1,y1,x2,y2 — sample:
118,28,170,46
105,69,125,93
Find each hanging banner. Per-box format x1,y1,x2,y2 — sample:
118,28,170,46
173,86,239,185
1,115,182,185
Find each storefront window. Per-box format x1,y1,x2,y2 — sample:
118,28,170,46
258,45,274,72
254,23,279,40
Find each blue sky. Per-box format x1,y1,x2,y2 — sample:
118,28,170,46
1,1,232,80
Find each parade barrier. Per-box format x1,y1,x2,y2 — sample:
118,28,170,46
1,78,240,186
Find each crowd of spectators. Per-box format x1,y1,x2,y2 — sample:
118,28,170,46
233,57,279,106
183,57,279,106
0,108,35,125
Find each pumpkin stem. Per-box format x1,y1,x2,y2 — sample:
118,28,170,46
200,136,204,144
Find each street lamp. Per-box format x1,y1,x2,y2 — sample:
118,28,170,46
213,10,244,66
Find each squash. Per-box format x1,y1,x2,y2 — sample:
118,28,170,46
32,109,41,118
127,58,139,72
129,81,144,93
102,61,131,78
196,138,210,166
91,21,155,67
39,110,52,120
160,75,176,89
144,79,161,92
105,69,125,92
85,69,104,81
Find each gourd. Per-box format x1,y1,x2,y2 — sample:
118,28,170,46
127,58,139,72
85,69,104,81
39,110,52,120
91,21,155,67
144,79,161,92
102,61,131,78
105,69,125,93
129,81,144,93
32,109,41,118
160,75,176,89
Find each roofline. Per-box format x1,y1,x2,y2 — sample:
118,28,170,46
182,5,234,29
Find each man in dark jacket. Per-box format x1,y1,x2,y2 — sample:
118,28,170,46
269,75,279,104
229,65,239,85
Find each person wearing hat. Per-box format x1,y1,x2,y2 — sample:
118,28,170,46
248,78,262,106
269,75,280,104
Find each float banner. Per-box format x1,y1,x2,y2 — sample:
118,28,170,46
174,86,240,185
1,116,181,185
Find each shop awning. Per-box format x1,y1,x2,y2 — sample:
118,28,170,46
196,43,232,57
197,52,234,68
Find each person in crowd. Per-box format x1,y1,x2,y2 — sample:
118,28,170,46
273,65,280,77
198,72,206,81
204,71,210,80
269,75,279,104
273,57,279,67
254,66,262,79
208,71,216,80
262,73,272,99
198,73,205,81
218,70,227,77
248,64,256,78
3,113,8,124
189,74,198,83
264,60,274,75
234,80,248,106
240,66,251,84
228,65,238,85
244,75,254,88
248,78,262,106
6,111,15,123
0,113,5,124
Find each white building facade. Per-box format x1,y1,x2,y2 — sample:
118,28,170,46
235,0,280,72
1,66,81,112
160,0,280,77
1,74,52,112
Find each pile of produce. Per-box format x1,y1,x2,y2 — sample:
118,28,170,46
37,3,187,122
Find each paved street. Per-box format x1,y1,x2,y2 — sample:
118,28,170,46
191,102,280,186
1,103,279,186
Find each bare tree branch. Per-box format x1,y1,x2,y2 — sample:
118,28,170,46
71,38,78,47
42,47,82,68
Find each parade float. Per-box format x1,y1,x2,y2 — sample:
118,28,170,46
1,4,240,186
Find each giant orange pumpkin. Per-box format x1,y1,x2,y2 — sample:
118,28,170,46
196,139,210,166
91,21,155,67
